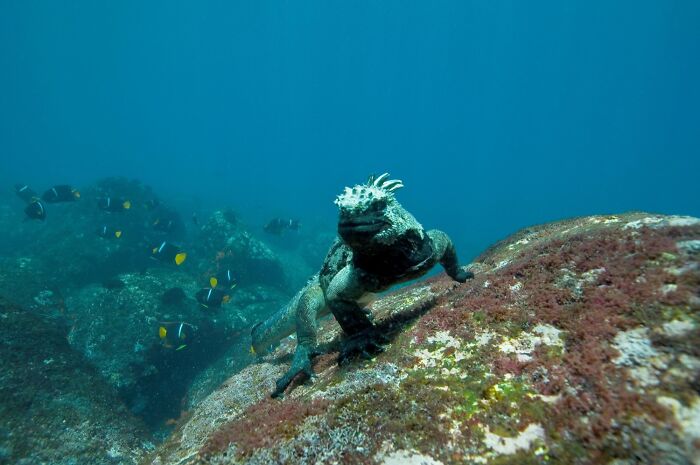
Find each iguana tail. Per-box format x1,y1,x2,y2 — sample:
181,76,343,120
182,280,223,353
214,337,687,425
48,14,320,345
251,276,320,354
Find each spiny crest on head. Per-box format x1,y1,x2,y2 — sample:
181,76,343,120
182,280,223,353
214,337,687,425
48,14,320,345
366,173,404,192
334,172,404,210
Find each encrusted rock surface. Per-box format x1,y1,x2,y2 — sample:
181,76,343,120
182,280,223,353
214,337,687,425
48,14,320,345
0,298,152,465
146,213,700,465
5,178,182,291
63,268,245,431
190,210,287,290
65,269,201,390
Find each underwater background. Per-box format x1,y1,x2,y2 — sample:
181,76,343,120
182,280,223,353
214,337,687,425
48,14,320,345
1,1,700,464
2,1,699,259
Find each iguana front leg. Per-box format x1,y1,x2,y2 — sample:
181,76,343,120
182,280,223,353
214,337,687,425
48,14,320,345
325,266,387,365
271,282,325,398
428,229,474,282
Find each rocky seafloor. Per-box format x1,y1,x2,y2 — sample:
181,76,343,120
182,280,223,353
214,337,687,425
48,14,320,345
2,188,698,465
145,212,700,465
0,178,328,464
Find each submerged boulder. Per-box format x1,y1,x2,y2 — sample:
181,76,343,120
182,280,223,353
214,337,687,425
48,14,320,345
0,298,152,465
4,177,186,291
147,213,700,465
190,210,286,290
0,256,68,312
65,268,201,391
64,268,240,430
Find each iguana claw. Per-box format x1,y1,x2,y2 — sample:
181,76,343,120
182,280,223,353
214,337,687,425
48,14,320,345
338,327,388,366
271,344,316,399
454,266,475,283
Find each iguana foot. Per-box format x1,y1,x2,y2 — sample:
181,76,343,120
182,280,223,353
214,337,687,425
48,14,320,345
338,327,388,366
454,266,474,283
271,344,317,399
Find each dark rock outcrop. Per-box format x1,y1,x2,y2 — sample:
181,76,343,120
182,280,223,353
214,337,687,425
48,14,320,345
64,268,239,430
3,177,185,298
147,213,700,465
190,210,286,290
0,298,152,465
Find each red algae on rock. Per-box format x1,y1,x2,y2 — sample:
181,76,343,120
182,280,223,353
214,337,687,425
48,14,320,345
199,398,330,459
147,213,700,465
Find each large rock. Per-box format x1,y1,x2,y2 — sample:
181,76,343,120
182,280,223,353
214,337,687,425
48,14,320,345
0,256,68,313
64,268,238,430
0,298,152,465
183,284,291,410
146,213,700,465
190,210,286,290
65,268,200,391
4,177,186,291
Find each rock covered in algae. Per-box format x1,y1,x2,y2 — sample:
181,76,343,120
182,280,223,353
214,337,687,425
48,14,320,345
190,210,287,289
147,213,700,465
2,177,181,292
63,268,247,429
64,268,202,391
0,297,152,465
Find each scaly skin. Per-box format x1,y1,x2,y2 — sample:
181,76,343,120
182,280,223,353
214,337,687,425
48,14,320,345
251,174,472,397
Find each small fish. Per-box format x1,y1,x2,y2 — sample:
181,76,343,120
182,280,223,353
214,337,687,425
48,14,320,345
263,217,300,235
158,322,193,350
96,225,122,239
212,269,236,289
195,287,231,308
151,241,187,265
98,197,131,212
24,199,46,221
42,185,80,203
15,184,38,204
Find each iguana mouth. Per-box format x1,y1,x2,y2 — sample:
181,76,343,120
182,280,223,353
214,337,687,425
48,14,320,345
338,219,386,234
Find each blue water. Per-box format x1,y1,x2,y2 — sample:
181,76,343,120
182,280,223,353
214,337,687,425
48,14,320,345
1,1,699,260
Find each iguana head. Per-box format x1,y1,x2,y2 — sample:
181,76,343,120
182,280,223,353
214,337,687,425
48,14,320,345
335,173,422,248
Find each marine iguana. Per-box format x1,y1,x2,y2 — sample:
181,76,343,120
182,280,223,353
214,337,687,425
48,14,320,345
251,173,473,398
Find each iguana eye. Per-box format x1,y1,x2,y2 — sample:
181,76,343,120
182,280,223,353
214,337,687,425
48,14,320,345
370,198,387,212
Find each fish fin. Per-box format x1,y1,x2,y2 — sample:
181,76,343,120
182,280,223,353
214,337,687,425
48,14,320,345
210,277,218,288
152,247,158,254
115,231,122,238
123,200,131,209
159,326,167,339
175,252,187,265
249,346,256,355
